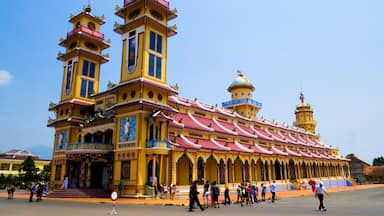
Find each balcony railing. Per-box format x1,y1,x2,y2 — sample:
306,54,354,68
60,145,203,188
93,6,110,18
222,98,262,108
124,0,169,9
67,25,104,40
146,139,170,149
66,142,113,151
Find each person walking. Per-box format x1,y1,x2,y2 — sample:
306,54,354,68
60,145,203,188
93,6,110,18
315,183,328,211
261,183,266,201
29,182,36,202
202,180,210,208
189,180,204,212
210,181,220,208
270,180,276,203
224,184,231,205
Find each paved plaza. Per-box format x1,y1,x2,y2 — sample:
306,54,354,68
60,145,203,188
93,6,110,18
0,186,384,216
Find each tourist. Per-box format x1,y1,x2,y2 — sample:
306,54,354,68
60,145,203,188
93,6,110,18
189,180,204,212
270,180,276,203
61,176,68,190
224,184,231,205
261,183,266,201
315,182,328,211
29,182,36,202
210,181,220,208
202,180,210,208
6,183,15,199
163,184,168,199
252,183,258,203
247,183,253,206
171,183,177,200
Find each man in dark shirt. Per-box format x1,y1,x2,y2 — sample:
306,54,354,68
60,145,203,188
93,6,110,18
189,180,204,212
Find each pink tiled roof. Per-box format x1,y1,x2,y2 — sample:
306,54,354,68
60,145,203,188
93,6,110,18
285,148,302,157
270,146,288,156
253,144,273,155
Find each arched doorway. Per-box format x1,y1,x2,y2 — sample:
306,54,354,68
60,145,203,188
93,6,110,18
234,158,243,182
219,159,225,184
274,160,281,180
289,159,296,180
176,155,192,185
206,156,218,183
197,157,204,183
227,159,233,183
256,159,263,181
244,160,250,182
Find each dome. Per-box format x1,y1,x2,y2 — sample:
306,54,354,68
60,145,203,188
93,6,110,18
227,70,255,92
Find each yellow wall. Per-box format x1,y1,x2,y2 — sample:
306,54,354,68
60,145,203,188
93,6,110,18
0,158,50,176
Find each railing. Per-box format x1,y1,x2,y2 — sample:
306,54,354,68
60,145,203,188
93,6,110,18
222,98,262,108
146,139,170,149
66,142,113,151
124,0,169,9
67,25,104,40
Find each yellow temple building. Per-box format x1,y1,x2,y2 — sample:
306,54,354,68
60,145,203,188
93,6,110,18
48,0,350,196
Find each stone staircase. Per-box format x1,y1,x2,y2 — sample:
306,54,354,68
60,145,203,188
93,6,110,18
46,188,109,198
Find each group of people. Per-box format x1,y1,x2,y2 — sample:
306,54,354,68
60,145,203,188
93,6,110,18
189,180,277,211
153,182,177,200
28,182,46,202
188,179,329,212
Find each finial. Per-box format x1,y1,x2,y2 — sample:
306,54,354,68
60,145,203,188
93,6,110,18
300,91,305,103
85,0,92,13
237,69,244,77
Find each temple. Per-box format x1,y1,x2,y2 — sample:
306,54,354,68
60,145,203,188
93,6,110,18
48,0,350,196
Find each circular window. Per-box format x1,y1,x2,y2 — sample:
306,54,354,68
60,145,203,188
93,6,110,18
241,92,245,96
60,110,64,116
157,94,163,101
122,93,127,100
130,90,136,98
148,91,154,98
65,109,69,115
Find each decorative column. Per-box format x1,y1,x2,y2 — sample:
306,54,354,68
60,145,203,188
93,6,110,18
79,159,85,188
86,158,91,188
171,152,177,185
152,155,156,185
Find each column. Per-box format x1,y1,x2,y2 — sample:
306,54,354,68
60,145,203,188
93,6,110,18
165,155,169,186
152,155,156,185
171,153,177,185
224,160,228,184
86,158,91,188
79,159,85,188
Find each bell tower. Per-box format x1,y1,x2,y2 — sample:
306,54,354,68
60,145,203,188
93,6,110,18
48,4,110,188
222,70,262,120
57,4,110,102
294,92,317,134
111,0,178,196
114,0,177,84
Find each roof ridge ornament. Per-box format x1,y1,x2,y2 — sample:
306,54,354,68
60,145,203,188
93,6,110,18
300,91,305,104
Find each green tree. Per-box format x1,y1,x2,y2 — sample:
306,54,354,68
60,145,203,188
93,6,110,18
373,156,384,166
21,156,37,184
38,162,51,183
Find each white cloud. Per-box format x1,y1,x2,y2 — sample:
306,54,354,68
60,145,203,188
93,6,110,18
0,70,13,86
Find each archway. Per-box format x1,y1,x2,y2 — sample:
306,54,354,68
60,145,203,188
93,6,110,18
244,160,250,182
227,159,233,183
206,156,218,183
234,158,243,182
197,157,204,183
289,159,296,180
256,159,263,181
274,160,281,180
176,155,192,185
219,159,225,184
301,162,308,178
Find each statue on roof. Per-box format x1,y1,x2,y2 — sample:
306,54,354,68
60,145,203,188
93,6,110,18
237,69,244,77
300,91,305,103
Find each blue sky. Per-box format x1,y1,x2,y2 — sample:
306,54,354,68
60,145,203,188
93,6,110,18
0,0,383,163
